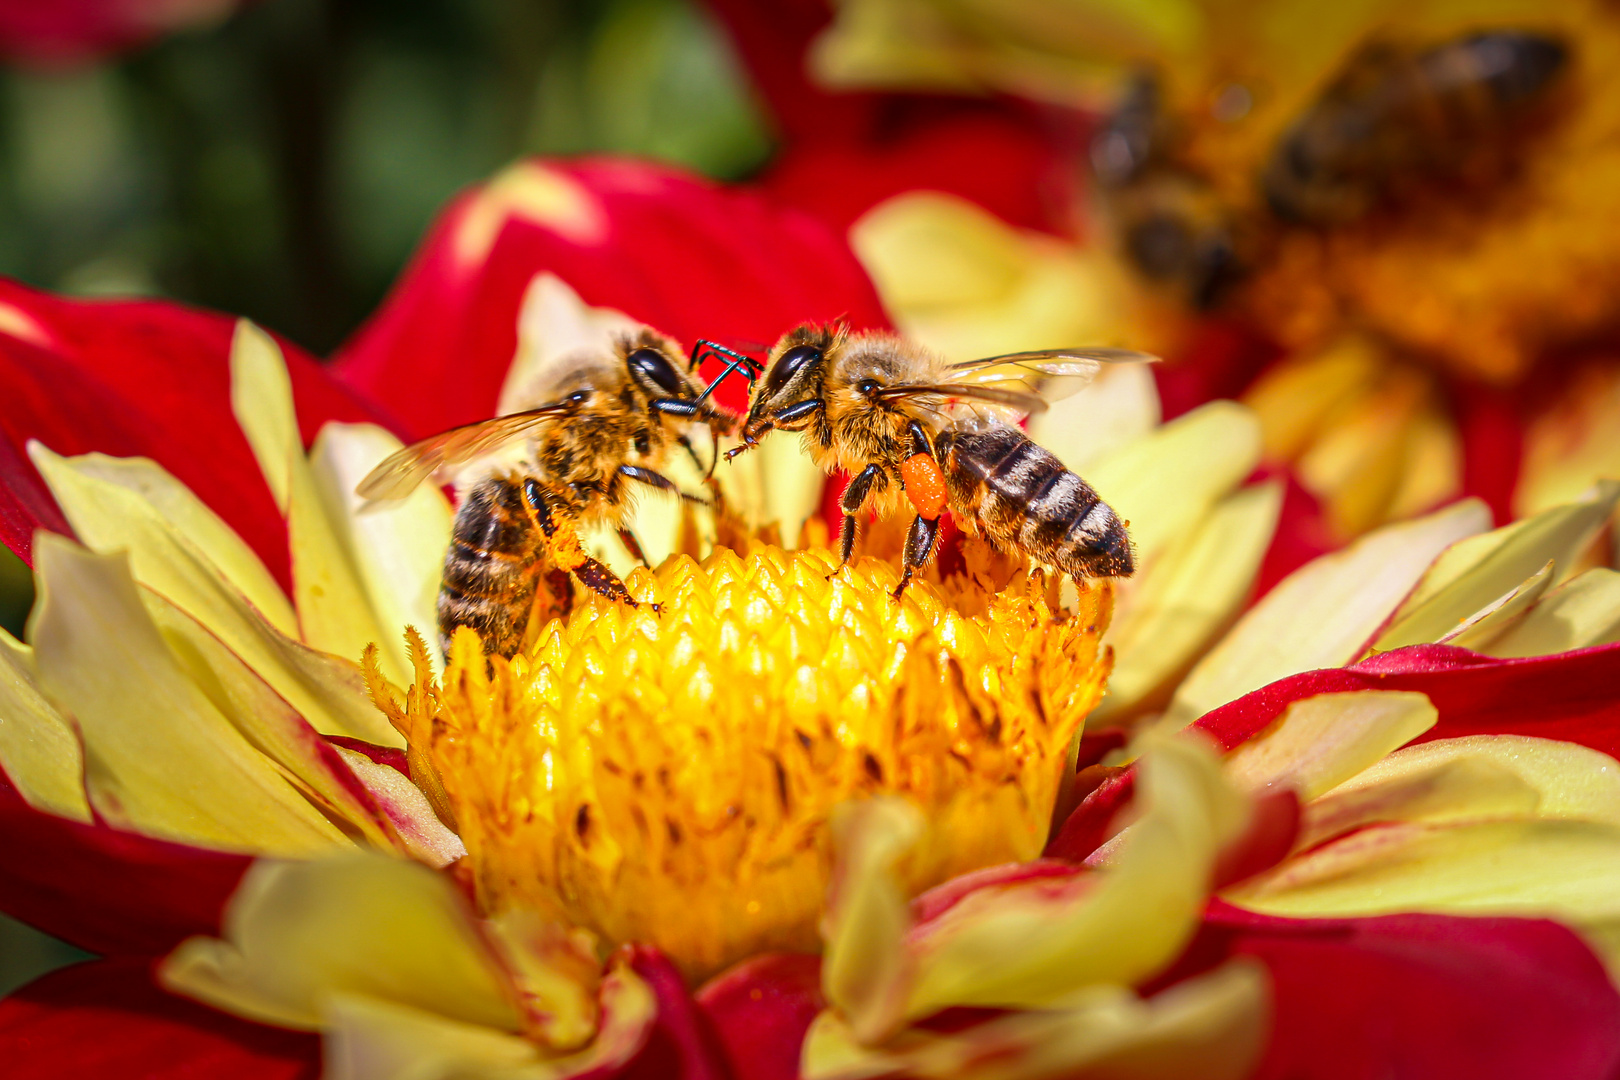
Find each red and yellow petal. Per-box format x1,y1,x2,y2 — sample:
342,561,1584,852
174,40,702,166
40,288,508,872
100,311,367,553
0,280,384,576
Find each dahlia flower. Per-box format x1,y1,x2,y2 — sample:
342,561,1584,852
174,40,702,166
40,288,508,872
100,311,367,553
1,157,1619,1080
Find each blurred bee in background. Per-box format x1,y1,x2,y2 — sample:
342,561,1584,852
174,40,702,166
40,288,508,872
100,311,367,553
1262,31,1570,225
726,324,1148,597
1091,70,1249,312
357,332,747,657
1094,29,1570,306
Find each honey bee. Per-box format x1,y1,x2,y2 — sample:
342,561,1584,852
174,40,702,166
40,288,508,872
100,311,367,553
1263,31,1570,225
356,331,747,657
725,325,1149,596
1093,30,1569,302
1091,71,1247,311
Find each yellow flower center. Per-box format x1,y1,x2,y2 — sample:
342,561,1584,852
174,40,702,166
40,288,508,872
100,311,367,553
374,540,1113,979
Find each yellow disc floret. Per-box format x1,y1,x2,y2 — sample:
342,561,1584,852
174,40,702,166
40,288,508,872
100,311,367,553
372,543,1113,980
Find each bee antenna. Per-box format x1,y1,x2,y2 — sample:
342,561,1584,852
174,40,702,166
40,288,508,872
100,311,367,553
691,339,765,406
692,339,763,376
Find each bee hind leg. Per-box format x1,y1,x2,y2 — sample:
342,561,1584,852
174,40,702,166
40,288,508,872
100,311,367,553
892,513,941,600
525,476,657,613
573,556,658,613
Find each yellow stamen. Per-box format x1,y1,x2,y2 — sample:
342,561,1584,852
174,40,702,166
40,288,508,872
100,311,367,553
372,542,1113,979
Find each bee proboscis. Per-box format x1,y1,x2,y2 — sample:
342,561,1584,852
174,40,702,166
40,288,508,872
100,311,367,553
356,332,747,657
726,325,1151,596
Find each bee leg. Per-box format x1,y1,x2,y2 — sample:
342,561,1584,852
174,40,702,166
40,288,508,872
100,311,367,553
574,556,652,611
617,528,652,568
892,513,941,599
675,434,709,477
525,477,655,612
838,463,887,570
619,464,711,508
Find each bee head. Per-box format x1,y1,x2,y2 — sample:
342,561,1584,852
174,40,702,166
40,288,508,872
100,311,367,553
626,344,692,400
732,325,839,454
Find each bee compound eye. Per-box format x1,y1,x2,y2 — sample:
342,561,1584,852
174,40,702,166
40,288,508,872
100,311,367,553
765,344,821,397
626,347,685,396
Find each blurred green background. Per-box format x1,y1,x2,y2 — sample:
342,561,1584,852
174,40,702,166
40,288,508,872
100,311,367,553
0,0,771,997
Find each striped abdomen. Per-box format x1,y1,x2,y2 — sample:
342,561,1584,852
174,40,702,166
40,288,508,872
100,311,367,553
438,476,543,658
938,424,1134,578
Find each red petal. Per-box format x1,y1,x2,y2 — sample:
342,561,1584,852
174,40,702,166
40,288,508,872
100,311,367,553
1455,381,1523,528
0,957,318,1080
700,0,874,147
1164,902,1620,1080
333,157,892,440
0,776,249,957
0,280,384,583
1049,642,1620,861
0,2,248,65
760,109,1078,238
616,946,731,1080
704,0,1077,235
1249,468,1336,601
695,952,824,1080
1211,790,1301,890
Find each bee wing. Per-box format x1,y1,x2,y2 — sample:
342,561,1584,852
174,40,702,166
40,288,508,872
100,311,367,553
945,347,1159,404
874,382,1053,420
354,405,571,500
875,348,1156,423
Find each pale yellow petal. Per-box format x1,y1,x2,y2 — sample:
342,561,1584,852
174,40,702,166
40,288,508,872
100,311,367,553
1294,756,1542,852
1085,401,1262,569
1227,819,1620,934
497,273,641,417
1372,481,1620,652
1243,337,1381,462
1436,560,1554,652
455,163,605,270
30,444,401,746
333,747,466,868
1029,360,1162,474
1294,369,1431,538
310,422,453,683
0,628,89,820
1385,408,1463,522
1484,567,1620,658
481,909,603,1052
1515,364,1620,518
147,592,395,849
1163,499,1490,728
821,797,922,1044
898,735,1244,1020
45,452,298,635
231,320,390,665
804,960,1266,1080
29,536,347,854
1332,735,1620,827
161,851,523,1032
323,959,652,1080
852,192,1154,365
1224,690,1438,802
1097,481,1281,720
324,994,545,1080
